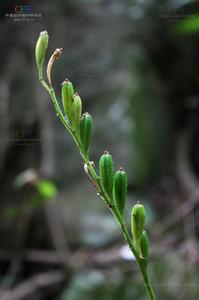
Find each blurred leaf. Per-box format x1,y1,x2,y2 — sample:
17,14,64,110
36,180,57,200
173,15,199,34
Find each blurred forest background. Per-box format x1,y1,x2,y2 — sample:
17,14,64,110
0,0,199,299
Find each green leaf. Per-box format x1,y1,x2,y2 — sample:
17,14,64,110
173,15,199,34
36,180,57,200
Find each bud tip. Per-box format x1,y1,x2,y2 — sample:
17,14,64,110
39,30,48,37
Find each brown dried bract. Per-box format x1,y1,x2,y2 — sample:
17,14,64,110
47,48,63,87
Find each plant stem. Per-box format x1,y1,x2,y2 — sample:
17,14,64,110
40,79,156,300
81,156,156,300
138,259,156,300
109,205,155,300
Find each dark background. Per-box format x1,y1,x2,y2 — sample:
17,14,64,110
0,0,199,299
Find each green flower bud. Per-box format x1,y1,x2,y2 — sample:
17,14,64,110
131,202,145,242
72,93,82,134
80,113,93,159
61,80,74,124
114,167,127,217
35,30,49,80
140,230,149,259
99,151,114,201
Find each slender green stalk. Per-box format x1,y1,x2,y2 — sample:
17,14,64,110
39,76,155,300
35,31,156,299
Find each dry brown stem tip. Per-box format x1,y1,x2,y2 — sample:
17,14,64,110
47,48,63,87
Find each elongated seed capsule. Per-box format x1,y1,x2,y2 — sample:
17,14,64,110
61,80,74,124
99,151,114,201
80,113,93,160
114,167,127,217
72,93,82,134
35,31,49,80
140,230,149,259
131,202,145,242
